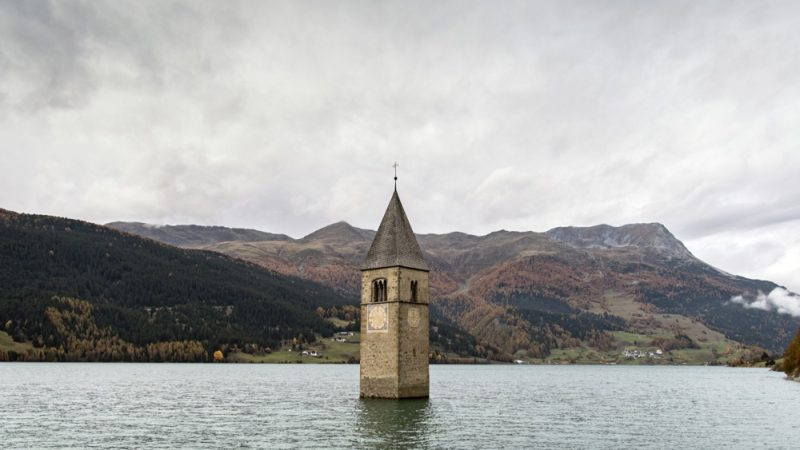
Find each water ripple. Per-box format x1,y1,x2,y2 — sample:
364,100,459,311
1,364,799,449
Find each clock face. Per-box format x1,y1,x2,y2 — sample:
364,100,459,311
407,308,420,328
367,304,388,333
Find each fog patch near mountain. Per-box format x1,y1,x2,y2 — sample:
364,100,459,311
731,288,800,318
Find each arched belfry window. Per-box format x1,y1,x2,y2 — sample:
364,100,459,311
372,278,387,302
410,280,418,302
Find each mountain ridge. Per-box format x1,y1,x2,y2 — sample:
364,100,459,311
545,223,695,259
107,221,291,248
0,209,350,361
108,219,800,356
2,208,491,363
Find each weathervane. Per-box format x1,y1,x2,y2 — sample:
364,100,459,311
393,161,399,190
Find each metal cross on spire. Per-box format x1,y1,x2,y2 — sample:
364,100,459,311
392,161,399,190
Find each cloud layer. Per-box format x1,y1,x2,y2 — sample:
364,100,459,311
1,1,799,291
731,288,800,318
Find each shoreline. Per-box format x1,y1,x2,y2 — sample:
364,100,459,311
0,360,779,367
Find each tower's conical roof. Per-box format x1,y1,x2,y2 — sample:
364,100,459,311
362,190,429,271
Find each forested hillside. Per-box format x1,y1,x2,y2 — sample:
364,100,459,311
111,219,800,359
0,209,353,361
0,209,491,363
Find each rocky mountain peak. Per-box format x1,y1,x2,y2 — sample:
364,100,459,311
545,223,694,259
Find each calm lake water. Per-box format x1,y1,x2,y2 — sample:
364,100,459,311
1,363,798,449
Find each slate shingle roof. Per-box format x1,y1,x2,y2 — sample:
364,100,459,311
362,190,429,271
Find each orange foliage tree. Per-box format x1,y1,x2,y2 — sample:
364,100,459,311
783,328,800,377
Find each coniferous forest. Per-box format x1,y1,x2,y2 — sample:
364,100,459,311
0,209,488,362
0,209,355,361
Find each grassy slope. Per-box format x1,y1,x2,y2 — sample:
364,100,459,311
536,331,760,365
0,331,33,354
228,332,361,363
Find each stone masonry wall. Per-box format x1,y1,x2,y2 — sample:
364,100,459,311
360,266,430,399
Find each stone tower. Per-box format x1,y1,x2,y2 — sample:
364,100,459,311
360,188,430,399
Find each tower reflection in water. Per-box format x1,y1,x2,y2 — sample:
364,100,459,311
356,398,435,448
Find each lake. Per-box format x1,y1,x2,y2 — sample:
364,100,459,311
1,363,798,449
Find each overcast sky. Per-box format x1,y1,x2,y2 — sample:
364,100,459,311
1,1,798,291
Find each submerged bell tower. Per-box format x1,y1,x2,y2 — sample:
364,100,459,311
360,173,430,399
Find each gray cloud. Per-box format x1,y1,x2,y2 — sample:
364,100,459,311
731,288,800,318
1,1,799,291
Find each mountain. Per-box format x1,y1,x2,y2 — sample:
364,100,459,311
300,221,375,243
108,219,800,358
107,221,290,248
546,223,694,259
1,209,491,363
0,209,351,361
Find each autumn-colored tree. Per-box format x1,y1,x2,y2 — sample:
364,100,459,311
783,328,800,378
588,330,614,352
213,350,224,362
